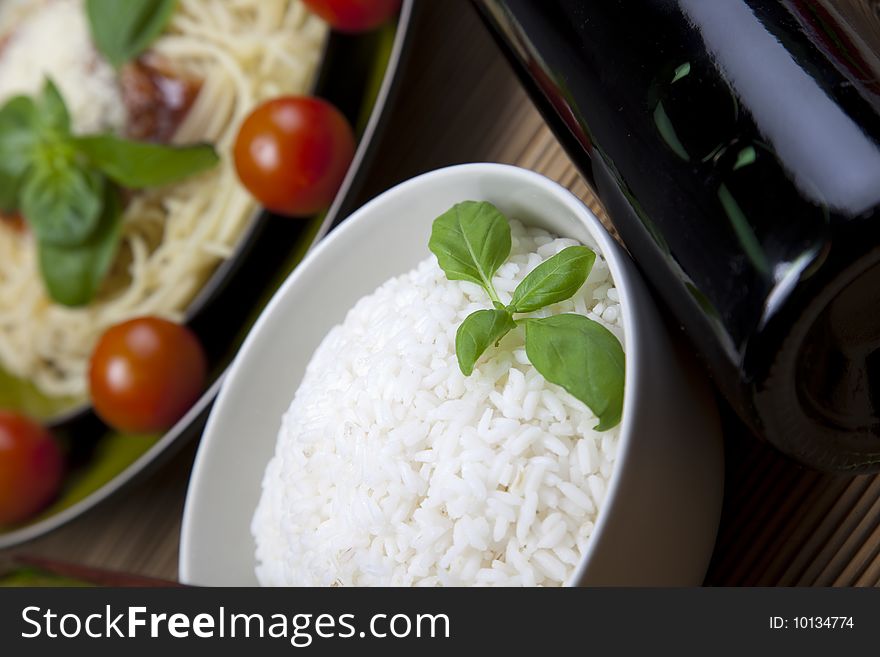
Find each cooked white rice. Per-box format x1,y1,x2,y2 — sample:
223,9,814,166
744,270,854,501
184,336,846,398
252,219,625,586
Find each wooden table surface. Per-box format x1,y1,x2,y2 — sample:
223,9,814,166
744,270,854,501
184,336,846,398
4,1,879,587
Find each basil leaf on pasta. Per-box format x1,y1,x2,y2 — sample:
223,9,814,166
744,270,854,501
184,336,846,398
86,0,178,68
75,135,218,188
21,163,104,246
37,185,123,307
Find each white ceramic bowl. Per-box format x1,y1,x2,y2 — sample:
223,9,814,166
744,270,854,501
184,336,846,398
180,163,724,586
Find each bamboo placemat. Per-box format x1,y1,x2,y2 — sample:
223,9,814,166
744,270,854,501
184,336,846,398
2,1,877,586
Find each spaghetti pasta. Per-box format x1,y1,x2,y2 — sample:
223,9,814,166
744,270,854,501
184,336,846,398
0,0,328,398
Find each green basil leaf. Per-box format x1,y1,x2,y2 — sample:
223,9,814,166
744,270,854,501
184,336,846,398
455,309,516,376
0,96,40,177
74,135,218,188
86,0,178,68
21,163,104,246
429,201,511,294
0,166,24,212
37,184,123,307
525,314,625,430
38,79,71,135
0,82,73,214
510,245,596,313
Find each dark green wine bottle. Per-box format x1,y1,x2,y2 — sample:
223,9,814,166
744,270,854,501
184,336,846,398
474,0,880,472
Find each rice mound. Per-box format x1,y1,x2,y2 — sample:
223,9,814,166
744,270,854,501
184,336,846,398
252,220,625,586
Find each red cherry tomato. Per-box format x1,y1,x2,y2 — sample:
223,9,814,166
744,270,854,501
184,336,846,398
89,317,207,433
302,0,401,33
0,411,63,526
233,96,355,217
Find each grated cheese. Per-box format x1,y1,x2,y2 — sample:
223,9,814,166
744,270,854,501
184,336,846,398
0,0,126,134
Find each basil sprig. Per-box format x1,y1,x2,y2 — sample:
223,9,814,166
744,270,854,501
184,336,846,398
429,201,625,430
0,80,218,306
86,0,178,68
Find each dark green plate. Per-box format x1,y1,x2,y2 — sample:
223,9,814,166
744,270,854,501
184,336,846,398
0,566,92,588
0,1,417,549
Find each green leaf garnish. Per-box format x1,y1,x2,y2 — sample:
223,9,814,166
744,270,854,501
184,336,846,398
509,245,596,313
525,314,625,431
456,309,517,376
21,162,104,246
0,166,23,212
75,135,218,188
0,96,40,180
0,97,35,211
0,77,218,307
432,202,625,431
37,185,123,307
86,0,178,69
38,79,71,136
429,201,511,305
